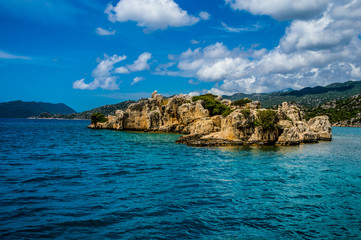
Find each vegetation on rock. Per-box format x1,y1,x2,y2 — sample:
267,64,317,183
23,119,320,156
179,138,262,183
192,94,232,117
232,98,252,107
240,109,251,118
91,112,108,125
254,110,277,131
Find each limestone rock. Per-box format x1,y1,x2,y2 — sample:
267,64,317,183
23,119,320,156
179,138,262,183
278,102,302,122
245,101,261,109
89,92,332,147
308,116,332,140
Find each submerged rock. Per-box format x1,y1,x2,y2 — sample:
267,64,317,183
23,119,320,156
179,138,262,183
89,91,332,147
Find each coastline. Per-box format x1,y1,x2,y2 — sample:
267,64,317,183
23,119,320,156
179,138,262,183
26,117,88,121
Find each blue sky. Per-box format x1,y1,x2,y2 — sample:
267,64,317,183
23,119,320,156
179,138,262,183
1,0,361,111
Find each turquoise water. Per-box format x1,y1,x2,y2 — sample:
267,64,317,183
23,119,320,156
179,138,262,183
1,118,361,239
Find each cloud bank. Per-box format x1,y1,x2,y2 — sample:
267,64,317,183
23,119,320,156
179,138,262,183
156,0,361,95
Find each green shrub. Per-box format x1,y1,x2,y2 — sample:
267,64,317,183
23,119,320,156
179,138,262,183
232,98,252,107
222,108,233,117
241,109,251,118
192,94,232,117
91,112,108,125
254,110,277,131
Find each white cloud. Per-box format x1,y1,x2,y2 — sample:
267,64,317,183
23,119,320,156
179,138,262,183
351,64,361,79
0,50,30,60
157,0,361,94
96,27,116,36
220,22,261,32
153,0,361,94
188,91,201,97
191,39,199,44
105,0,202,31
280,15,355,53
114,66,130,74
73,54,126,90
188,79,200,85
225,0,328,21
199,11,210,20
128,52,152,72
131,76,145,85
113,52,152,74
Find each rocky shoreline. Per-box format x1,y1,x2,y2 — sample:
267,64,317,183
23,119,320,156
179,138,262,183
89,91,332,147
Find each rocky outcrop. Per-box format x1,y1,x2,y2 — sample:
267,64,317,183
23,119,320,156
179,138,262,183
89,91,332,147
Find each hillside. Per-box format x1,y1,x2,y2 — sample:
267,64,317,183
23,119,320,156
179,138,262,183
224,81,361,108
303,94,361,127
0,100,76,118
34,100,135,120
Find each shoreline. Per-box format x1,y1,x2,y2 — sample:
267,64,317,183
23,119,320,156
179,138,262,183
26,117,88,121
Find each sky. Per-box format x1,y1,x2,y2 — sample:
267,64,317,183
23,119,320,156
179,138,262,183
1,0,361,112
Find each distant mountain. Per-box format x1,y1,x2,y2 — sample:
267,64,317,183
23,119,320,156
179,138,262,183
33,100,135,120
0,100,76,118
224,81,361,108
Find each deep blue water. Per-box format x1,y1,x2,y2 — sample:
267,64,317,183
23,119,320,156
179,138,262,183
0,118,361,239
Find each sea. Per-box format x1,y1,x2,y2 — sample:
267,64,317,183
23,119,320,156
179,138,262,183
0,118,361,239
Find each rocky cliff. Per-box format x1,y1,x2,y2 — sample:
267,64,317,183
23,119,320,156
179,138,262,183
89,91,332,146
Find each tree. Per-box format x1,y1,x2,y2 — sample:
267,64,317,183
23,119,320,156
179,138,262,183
91,112,108,125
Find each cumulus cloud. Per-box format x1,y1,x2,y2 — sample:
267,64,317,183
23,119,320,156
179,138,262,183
73,52,153,90
225,0,328,21
199,11,210,20
128,52,152,71
114,66,130,74
105,0,202,31
114,52,152,74
131,76,145,85
190,39,199,44
157,0,361,94
96,27,116,36
0,50,30,60
73,54,126,90
188,91,201,97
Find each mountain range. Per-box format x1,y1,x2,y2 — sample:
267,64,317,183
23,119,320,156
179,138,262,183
33,100,135,120
223,80,361,108
0,100,76,118
2,81,360,123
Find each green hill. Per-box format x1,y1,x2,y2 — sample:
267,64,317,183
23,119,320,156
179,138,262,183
224,81,361,108
0,100,76,118
34,100,135,120
303,94,361,127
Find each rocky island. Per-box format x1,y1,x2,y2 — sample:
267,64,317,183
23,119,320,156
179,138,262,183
89,91,332,147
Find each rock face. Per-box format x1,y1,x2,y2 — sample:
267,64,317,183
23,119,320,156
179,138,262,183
89,91,332,146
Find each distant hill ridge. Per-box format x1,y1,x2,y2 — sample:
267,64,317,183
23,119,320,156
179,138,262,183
224,80,361,108
33,100,135,120
0,100,76,118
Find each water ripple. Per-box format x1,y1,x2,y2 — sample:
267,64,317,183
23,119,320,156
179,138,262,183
0,119,361,239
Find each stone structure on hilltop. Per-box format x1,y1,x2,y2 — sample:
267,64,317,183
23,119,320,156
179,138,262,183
89,91,332,146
